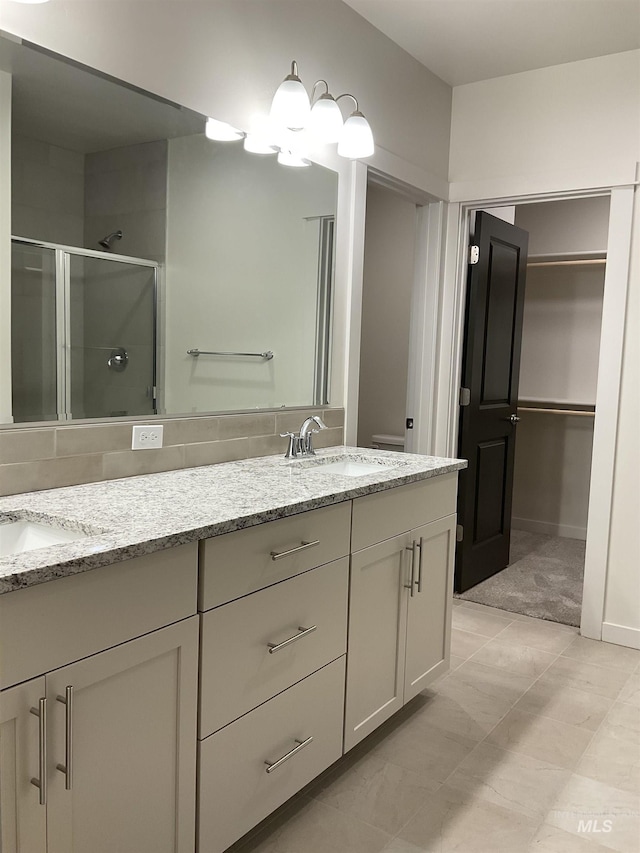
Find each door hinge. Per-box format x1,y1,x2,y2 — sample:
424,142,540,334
459,387,471,407
456,524,464,542
468,245,479,265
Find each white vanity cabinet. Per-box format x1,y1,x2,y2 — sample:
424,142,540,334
344,475,456,751
0,677,48,853
0,461,461,853
0,543,199,853
197,504,351,853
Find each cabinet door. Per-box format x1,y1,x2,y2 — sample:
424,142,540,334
404,515,455,703
46,617,198,853
344,533,409,751
0,677,47,853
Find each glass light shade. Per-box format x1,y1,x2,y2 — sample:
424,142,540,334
205,118,244,142
277,149,311,168
337,111,374,159
244,134,277,154
308,96,344,144
270,78,310,131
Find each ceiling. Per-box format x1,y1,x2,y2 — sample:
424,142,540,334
343,0,640,86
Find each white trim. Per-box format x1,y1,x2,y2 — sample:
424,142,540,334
0,70,12,424
367,145,448,203
449,162,638,204
406,202,445,454
512,517,586,541
332,160,368,446
601,622,640,651
437,185,635,643
581,186,635,640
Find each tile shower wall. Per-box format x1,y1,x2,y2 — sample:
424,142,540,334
84,140,168,262
12,135,85,245
0,408,344,497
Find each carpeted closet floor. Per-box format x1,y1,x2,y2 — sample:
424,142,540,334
456,530,585,627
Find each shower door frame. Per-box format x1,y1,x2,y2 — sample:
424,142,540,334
11,236,159,422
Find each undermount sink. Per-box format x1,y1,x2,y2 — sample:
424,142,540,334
0,516,90,557
302,455,399,478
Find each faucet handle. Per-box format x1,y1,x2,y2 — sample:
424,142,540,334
280,432,302,459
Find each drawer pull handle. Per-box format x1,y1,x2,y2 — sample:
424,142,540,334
417,537,424,593
270,540,320,561
56,686,74,790
30,698,47,806
267,625,317,654
264,736,313,773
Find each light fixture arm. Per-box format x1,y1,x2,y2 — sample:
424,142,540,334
336,93,360,113
311,80,330,104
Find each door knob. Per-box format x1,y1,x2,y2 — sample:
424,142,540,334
509,414,520,425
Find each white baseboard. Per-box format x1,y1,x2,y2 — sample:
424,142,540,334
601,622,640,650
512,517,587,541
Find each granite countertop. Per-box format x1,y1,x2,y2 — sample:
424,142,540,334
0,446,466,594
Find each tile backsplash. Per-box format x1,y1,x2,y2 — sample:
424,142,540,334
0,408,344,497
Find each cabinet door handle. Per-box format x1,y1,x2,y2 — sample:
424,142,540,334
267,625,317,654
404,542,418,597
56,686,74,790
270,540,320,561
30,698,47,806
417,537,424,594
264,736,313,773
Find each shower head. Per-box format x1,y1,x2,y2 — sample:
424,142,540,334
99,230,123,250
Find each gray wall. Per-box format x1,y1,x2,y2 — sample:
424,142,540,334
357,184,416,448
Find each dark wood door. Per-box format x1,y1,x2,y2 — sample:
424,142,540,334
455,212,529,593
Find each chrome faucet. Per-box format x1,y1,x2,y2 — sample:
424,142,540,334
281,415,328,458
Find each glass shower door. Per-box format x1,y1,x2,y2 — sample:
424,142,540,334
11,243,58,422
68,255,157,419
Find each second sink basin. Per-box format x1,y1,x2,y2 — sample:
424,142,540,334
0,516,90,557
300,454,400,478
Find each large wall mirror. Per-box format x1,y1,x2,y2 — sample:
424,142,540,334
1,36,338,425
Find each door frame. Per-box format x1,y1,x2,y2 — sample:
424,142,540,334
434,185,635,640
340,158,445,452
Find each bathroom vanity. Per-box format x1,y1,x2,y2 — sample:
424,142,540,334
0,447,465,853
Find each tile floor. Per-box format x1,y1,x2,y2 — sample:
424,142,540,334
229,601,640,853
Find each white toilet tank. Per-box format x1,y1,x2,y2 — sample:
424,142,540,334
371,433,405,452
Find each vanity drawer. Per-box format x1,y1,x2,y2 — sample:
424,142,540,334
198,657,345,853
199,557,348,737
199,501,351,610
0,542,198,689
351,473,457,551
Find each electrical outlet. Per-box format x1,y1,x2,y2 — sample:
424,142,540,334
131,425,164,450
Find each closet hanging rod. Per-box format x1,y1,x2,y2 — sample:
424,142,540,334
187,348,274,360
517,406,595,417
527,259,606,268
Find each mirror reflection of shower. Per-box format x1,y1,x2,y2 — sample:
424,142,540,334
99,229,123,251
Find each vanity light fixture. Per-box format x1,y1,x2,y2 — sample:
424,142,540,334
277,149,311,168
243,115,279,155
270,60,311,131
270,61,374,160
308,81,344,144
244,135,278,154
205,117,245,142
336,94,375,159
